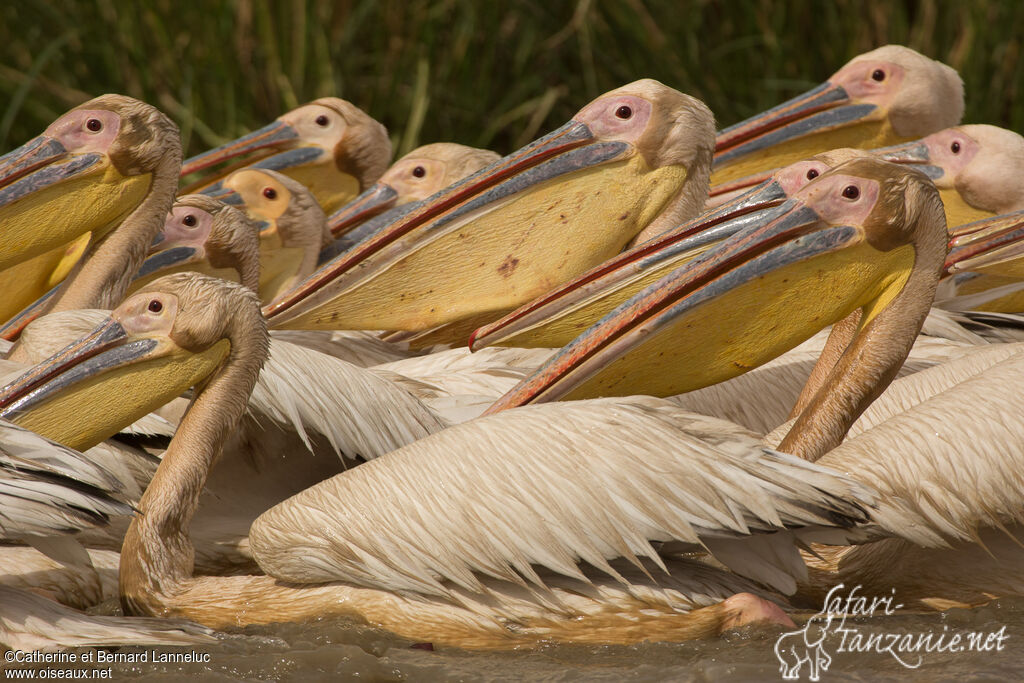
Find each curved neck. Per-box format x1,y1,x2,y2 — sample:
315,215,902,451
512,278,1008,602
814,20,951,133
48,154,181,313
777,242,944,462
120,330,264,615
787,309,862,420
277,206,328,283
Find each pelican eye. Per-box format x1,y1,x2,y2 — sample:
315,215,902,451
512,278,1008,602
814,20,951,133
315,115,329,127
86,118,103,132
412,165,426,178
806,169,819,180
842,185,860,200
263,187,278,200
615,105,633,120
148,299,163,313
871,69,885,82
951,141,961,154
182,214,197,227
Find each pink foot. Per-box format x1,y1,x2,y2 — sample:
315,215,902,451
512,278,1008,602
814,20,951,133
719,593,796,632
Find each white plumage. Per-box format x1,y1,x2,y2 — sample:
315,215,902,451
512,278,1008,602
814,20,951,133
249,397,920,602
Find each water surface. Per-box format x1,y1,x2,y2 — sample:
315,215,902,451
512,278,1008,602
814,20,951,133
11,599,1020,681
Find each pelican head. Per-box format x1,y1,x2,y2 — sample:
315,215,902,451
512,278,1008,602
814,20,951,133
181,98,391,213
385,143,502,204
487,157,946,412
132,194,262,294
876,125,1024,226
325,143,500,240
0,94,180,271
265,79,716,332
203,168,328,302
712,45,963,186
0,273,266,452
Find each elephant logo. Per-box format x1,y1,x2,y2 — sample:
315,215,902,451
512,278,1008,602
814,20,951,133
774,585,843,681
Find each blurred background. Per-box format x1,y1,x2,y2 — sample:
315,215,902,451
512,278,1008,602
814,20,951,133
0,0,1020,157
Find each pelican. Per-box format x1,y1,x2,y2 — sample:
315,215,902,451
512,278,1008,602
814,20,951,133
874,124,1024,225
180,98,391,214
203,168,331,303
486,157,944,413
264,79,715,333
712,45,963,189
0,275,908,646
131,194,261,294
0,95,180,328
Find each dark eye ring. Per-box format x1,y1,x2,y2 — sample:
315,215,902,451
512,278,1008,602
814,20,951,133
615,105,633,119
315,114,329,126
842,185,860,200
412,166,426,178
182,214,197,227
263,187,278,200
86,118,103,132
148,299,163,313
806,169,819,180
951,141,961,154
871,69,885,82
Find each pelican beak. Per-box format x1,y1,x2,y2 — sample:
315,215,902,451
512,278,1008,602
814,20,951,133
945,210,1024,274
469,179,790,350
0,136,69,186
134,246,206,279
0,283,59,342
243,146,327,174
0,136,104,210
180,120,300,178
872,141,945,180
0,315,229,451
199,184,245,206
264,118,620,328
486,195,900,411
327,182,400,238
318,198,414,265
0,319,135,417
714,83,876,166
706,168,777,204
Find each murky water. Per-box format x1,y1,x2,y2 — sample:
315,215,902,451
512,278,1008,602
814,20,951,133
6,599,1022,681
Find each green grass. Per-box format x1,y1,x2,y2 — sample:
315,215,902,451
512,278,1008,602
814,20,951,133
0,0,1020,157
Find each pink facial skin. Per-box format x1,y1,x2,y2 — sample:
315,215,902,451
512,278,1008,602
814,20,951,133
775,160,836,195
919,128,980,183
157,206,215,249
113,291,179,338
795,173,881,227
830,58,907,107
44,109,121,154
575,94,653,143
